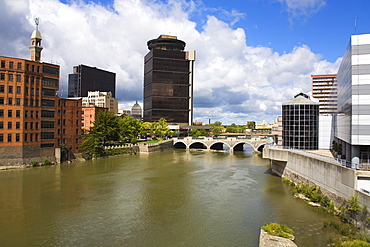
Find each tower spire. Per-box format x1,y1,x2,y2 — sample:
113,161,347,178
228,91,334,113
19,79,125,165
29,18,43,62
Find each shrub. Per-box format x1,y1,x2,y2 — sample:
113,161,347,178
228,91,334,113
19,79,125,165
31,161,39,167
340,240,370,247
261,223,294,239
43,159,52,166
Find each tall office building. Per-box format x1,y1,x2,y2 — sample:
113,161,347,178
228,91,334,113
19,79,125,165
311,74,337,115
143,35,195,125
282,93,319,150
0,21,60,165
336,33,370,163
68,64,116,98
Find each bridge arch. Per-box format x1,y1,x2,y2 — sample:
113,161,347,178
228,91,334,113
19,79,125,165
209,141,231,151
189,141,207,150
174,142,186,149
231,141,255,152
256,143,267,152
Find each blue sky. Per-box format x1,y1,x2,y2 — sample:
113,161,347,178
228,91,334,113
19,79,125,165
1,0,370,124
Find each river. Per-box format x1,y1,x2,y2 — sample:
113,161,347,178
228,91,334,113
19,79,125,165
0,149,339,246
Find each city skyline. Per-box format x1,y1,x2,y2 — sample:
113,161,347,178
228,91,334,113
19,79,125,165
1,0,369,124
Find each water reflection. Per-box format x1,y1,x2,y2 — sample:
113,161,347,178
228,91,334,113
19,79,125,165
0,150,338,246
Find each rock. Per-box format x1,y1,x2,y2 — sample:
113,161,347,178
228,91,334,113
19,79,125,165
259,229,298,247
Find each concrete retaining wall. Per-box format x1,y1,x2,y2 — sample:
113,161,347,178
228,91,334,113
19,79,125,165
139,140,174,153
263,148,369,208
0,145,56,166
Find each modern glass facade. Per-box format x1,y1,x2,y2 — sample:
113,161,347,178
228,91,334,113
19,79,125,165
68,64,116,98
282,93,319,150
143,35,195,124
336,34,370,162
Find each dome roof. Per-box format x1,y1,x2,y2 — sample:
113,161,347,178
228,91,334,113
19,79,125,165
30,29,42,40
283,93,318,105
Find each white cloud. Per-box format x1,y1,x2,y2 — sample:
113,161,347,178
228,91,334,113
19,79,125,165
0,0,339,125
277,0,326,22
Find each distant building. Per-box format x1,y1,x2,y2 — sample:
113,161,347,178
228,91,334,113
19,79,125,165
143,35,195,125
81,106,107,131
282,92,319,150
131,101,142,120
68,64,116,98
311,74,337,115
336,33,370,163
0,22,61,165
81,91,118,114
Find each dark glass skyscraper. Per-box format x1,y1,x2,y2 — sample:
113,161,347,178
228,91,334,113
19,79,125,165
143,35,195,124
68,64,116,98
282,93,319,150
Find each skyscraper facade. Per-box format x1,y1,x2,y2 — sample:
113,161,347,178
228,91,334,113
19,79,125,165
143,35,195,124
282,93,319,150
311,74,337,115
68,64,116,98
336,33,370,163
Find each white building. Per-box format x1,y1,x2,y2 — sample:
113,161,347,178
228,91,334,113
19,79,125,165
82,91,118,114
336,33,370,164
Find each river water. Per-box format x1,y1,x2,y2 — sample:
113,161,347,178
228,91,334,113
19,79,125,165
0,149,339,246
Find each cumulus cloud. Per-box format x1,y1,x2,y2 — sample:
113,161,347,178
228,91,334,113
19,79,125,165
0,0,338,125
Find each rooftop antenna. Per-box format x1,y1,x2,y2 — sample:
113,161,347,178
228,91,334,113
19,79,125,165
355,17,357,34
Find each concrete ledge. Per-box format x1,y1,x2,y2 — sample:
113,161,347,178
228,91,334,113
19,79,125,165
259,229,297,247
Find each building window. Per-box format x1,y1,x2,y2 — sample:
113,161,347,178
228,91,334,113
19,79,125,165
25,76,29,83
8,133,12,142
31,111,33,118
76,129,79,135
25,110,28,118
24,98,28,106
30,133,33,142
25,87,28,95
30,122,33,129
24,133,27,142
0,85,4,92
8,74,13,82
16,133,20,142
26,64,29,71
8,86,13,94
8,98,12,105
76,120,79,126
32,65,35,72
36,111,39,118
16,122,20,129
0,121,3,129
16,75,21,82
8,122,12,129
25,122,28,129
16,86,21,94
0,134,3,142
0,60,5,68
35,133,38,141
57,129,61,135
16,110,20,117
8,110,12,117
0,73,4,80
36,122,38,129
16,98,20,106
0,109,3,117
17,62,22,70
9,61,13,69
0,97,3,105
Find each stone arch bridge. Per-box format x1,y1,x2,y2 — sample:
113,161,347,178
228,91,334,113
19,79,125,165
173,137,269,152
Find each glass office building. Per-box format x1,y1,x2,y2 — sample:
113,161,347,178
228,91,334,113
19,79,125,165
143,35,195,124
282,93,319,150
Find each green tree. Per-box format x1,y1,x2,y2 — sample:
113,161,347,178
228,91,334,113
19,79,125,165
247,121,255,129
191,129,207,137
151,118,169,138
120,116,143,141
80,110,120,158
